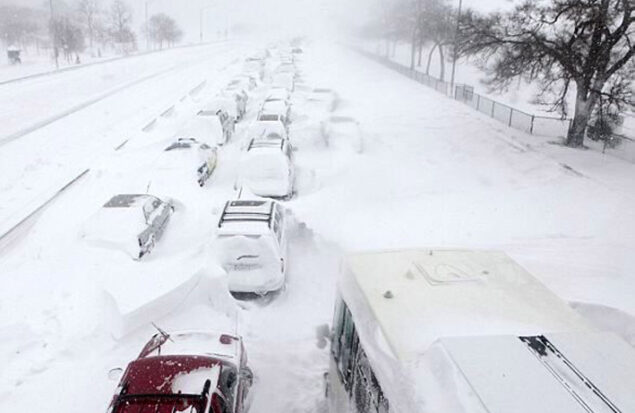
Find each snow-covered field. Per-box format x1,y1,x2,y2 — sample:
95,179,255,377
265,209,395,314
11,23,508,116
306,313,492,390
1,39,634,413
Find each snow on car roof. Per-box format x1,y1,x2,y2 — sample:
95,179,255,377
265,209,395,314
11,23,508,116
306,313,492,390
341,249,591,361
142,331,242,363
217,200,275,232
121,355,221,397
261,100,287,111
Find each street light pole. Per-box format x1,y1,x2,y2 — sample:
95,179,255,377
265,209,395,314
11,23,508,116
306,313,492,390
49,0,59,69
145,1,149,50
450,0,463,96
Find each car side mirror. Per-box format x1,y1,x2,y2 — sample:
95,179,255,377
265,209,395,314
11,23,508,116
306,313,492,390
315,323,331,350
108,367,124,381
240,367,254,385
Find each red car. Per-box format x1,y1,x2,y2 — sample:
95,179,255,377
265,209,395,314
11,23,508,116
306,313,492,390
108,330,253,413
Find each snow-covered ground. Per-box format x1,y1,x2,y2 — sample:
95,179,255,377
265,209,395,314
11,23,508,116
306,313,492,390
374,41,635,163
0,39,634,413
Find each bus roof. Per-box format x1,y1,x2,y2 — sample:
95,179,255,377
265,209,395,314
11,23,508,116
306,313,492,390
340,249,635,413
341,249,591,361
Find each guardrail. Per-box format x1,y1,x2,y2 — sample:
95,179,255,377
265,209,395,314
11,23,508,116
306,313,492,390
0,169,90,246
353,47,573,138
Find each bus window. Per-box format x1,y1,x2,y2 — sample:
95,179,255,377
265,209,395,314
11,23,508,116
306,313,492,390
332,299,346,358
378,393,389,413
339,306,357,386
353,347,372,412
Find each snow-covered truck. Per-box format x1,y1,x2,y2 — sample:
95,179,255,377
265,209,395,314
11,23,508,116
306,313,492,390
326,249,635,413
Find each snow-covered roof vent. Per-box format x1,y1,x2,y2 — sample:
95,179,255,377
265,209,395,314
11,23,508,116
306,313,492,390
413,259,485,285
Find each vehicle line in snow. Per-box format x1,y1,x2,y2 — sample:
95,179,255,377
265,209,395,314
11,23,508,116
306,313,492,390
0,64,204,148
0,168,90,251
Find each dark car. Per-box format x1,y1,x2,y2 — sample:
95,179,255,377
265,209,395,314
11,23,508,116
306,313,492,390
108,330,253,413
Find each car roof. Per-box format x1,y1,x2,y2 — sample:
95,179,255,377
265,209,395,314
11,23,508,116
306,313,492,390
112,356,221,413
218,200,275,231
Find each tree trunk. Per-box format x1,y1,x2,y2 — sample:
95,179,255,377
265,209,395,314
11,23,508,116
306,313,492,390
566,85,598,148
438,44,445,81
426,43,437,75
417,39,424,66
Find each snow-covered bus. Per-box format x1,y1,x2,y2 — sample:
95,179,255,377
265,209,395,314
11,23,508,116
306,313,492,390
327,249,635,413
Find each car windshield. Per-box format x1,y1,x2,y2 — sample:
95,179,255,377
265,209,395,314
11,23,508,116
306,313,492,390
104,194,145,208
259,114,279,121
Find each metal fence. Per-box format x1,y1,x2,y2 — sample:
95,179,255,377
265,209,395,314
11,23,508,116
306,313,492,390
354,48,572,138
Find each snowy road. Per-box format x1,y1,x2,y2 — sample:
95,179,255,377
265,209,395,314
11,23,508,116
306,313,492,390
0,40,634,413
0,41,253,238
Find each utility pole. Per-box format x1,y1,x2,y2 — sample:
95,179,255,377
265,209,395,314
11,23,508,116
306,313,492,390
449,0,463,96
145,1,149,50
199,9,203,42
49,0,59,69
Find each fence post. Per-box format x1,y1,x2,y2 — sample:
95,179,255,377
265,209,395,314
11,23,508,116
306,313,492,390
530,115,535,134
508,108,513,127
491,101,496,117
476,94,480,111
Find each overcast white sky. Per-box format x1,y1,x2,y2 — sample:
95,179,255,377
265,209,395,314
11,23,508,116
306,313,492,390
1,0,519,43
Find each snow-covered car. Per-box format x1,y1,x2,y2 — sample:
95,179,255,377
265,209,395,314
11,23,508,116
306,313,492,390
321,115,363,153
307,88,339,112
108,330,253,413
228,76,256,92
81,194,173,259
222,88,248,119
272,72,295,91
197,108,234,144
248,116,288,140
276,62,296,75
265,87,291,104
259,100,290,125
216,199,288,295
237,136,294,199
164,137,218,187
243,60,265,79
205,97,240,123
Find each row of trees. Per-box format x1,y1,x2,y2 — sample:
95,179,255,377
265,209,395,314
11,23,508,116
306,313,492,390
0,0,183,61
365,0,633,148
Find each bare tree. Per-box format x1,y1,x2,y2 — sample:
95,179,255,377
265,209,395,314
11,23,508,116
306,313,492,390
50,16,85,62
146,13,183,49
417,0,455,80
108,0,135,50
459,0,634,147
77,0,100,53
0,5,43,50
